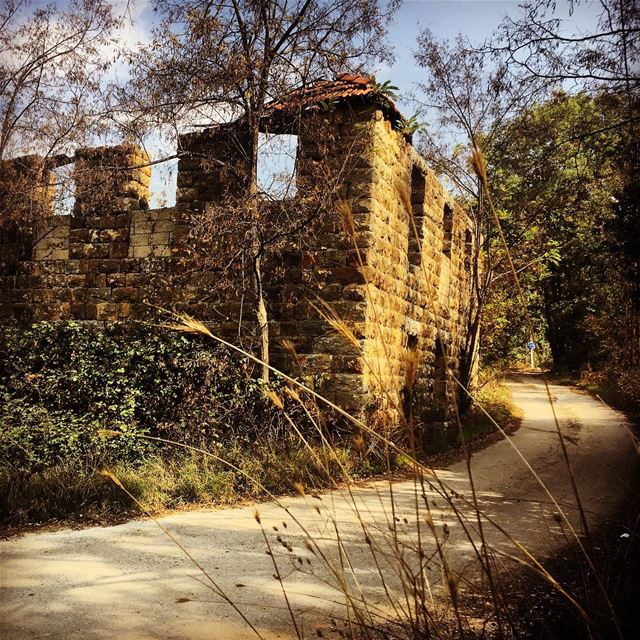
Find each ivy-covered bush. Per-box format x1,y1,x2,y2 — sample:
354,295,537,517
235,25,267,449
0,401,101,472
0,321,294,474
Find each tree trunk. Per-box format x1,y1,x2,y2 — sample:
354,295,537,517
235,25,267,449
458,186,485,411
247,114,270,381
253,252,270,381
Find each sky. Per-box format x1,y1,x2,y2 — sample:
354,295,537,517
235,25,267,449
51,0,606,206
122,0,603,114
379,0,604,116
379,0,523,113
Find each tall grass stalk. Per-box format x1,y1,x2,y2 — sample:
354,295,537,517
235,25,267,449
95,149,635,637
470,142,624,639
100,313,592,638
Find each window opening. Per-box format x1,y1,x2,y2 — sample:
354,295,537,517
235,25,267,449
408,165,426,267
150,156,177,209
402,333,420,422
464,229,473,269
257,133,298,199
442,203,453,257
51,163,75,215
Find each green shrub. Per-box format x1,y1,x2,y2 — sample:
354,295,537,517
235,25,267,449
0,321,355,528
0,321,308,472
0,397,150,474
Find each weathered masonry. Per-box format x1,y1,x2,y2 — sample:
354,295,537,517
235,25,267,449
0,75,476,442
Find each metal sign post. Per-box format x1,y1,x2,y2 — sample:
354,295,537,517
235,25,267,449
528,340,536,368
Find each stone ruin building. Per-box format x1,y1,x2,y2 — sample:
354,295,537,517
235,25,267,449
0,75,476,446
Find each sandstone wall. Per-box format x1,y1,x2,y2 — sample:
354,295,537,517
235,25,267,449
0,102,476,440
0,145,195,322
350,114,474,443
269,105,376,412
172,105,376,413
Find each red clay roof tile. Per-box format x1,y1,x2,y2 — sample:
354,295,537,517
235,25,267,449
265,74,402,121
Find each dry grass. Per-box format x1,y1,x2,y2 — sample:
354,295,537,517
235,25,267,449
0,439,362,534
117,159,632,639
460,378,522,443
7,144,635,639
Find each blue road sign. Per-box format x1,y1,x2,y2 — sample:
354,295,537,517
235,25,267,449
528,341,536,350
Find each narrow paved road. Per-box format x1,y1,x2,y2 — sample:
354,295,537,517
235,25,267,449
1,375,637,639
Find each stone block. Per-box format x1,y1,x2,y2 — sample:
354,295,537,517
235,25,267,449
70,215,86,229
125,273,144,287
50,248,70,260
42,302,63,319
86,288,111,303
106,273,126,288
115,214,131,229
47,224,70,239
130,245,152,258
69,228,89,243
177,171,193,188
112,287,139,303
176,187,199,203
70,303,85,318
173,224,191,243
129,234,151,247
67,275,86,288
153,219,175,234
120,259,140,273
71,287,86,303
331,355,364,373
0,303,14,318
84,303,98,319
86,215,116,229
329,266,365,285
99,259,121,274
151,245,172,258
150,208,176,222
13,303,33,321
132,221,154,235
298,353,332,372
81,243,111,259
148,232,170,246
55,288,72,303
95,302,119,321
343,284,366,301
313,334,361,356
314,282,342,301
118,302,131,318
110,242,129,259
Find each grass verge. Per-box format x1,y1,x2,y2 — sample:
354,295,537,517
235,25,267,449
1,378,523,538
462,378,521,439
454,377,522,455
0,437,365,536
